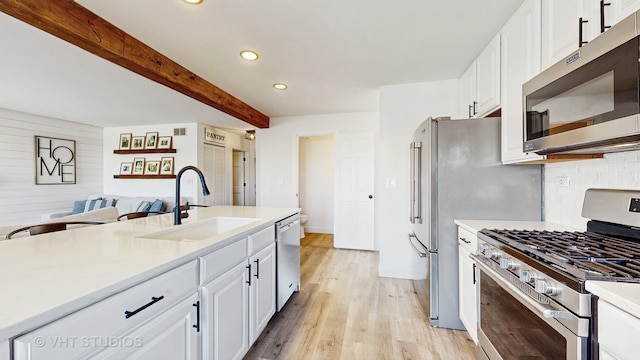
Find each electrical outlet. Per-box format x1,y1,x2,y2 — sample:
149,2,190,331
555,176,571,187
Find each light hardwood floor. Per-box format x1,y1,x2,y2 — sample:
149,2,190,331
244,233,477,360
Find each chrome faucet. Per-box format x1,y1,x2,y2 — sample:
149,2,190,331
175,166,211,225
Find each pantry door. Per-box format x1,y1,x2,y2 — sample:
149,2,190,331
333,132,374,250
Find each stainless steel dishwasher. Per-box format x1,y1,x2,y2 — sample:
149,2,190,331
275,213,301,311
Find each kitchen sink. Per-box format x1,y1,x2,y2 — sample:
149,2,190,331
138,217,260,241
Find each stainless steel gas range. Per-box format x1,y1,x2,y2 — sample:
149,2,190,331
472,188,640,360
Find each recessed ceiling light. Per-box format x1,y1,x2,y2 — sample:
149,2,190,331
273,83,288,90
183,0,203,4
240,51,259,61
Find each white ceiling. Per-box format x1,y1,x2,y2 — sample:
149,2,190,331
0,0,524,130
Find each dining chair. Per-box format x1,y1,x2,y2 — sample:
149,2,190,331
117,211,168,221
6,221,105,239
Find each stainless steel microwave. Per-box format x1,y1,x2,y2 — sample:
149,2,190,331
523,10,640,155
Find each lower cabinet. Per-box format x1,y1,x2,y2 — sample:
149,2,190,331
91,293,200,360
597,299,640,360
457,226,478,343
202,261,250,360
200,229,277,360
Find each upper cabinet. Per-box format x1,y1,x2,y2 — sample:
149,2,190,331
501,0,543,163
541,0,640,70
458,35,501,119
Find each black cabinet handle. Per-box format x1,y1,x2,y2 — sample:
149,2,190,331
368,195,374,199
468,104,473,118
246,265,252,286
124,296,164,319
192,301,200,332
254,259,260,279
473,101,478,115
579,17,589,47
600,0,611,33
459,237,471,244
473,263,477,285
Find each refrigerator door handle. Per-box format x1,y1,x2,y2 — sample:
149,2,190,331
410,142,422,224
408,232,430,257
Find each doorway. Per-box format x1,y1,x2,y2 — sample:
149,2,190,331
203,144,225,206
232,150,247,205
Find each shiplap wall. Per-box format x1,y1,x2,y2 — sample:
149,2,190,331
0,108,103,225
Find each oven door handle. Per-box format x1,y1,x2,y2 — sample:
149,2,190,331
472,255,588,337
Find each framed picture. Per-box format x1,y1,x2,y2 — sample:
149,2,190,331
144,132,159,149
120,162,133,175
119,133,132,150
132,158,146,175
131,136,145,150
35,136,76,184
157,136,173,149
160,157,174,175
145,160,161,175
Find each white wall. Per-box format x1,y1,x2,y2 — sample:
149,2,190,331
544,150,640,229
377,80,459,279
299,136,334,233
256,112,379,211
0,108,103,225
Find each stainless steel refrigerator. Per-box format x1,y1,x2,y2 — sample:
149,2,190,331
409,117,542,330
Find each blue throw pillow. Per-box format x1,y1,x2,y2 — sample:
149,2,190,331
135,201,151,212
149,199,164,213
72,200,86,214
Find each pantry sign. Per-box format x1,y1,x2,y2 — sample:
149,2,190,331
35,136,76,184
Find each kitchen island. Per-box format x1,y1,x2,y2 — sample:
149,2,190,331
0,205,299,360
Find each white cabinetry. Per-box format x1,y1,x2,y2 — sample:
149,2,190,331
249,243,276,344
458,34,500,119
597,299,640,359
541,0,640,70
13,261,199,360
200,225,277,360
501,0,544,164
457,226,478,343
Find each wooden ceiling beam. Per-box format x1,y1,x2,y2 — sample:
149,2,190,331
0,0,270,128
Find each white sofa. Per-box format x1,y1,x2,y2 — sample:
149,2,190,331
42,195,189,221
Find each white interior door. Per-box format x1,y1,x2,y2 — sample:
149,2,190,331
203,144,225,206
232,151,246,205
333,132,374,250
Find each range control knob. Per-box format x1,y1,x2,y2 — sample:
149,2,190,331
483,248,502,260
535,279,560,296
499,258,520,271
520,270,539,284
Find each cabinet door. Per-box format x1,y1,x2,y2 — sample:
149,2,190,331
458,243,478,343
475,34,501,117
249,242,276,345
458,62,476,119
541,0,596,70
501,0,545,164
604,0,640,29
90,293,200,360
202,262,249,360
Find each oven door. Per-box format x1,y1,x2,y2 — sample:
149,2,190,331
473,257,590,360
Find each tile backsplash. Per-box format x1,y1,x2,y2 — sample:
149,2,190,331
544,150,640,229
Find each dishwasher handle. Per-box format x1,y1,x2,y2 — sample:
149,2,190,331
278,219,300,233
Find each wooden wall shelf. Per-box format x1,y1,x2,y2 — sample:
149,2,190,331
113,149,176,154
114,175,176,179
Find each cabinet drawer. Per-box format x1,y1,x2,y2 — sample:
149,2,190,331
13,260,197,360
248,226,275,256
598,299,640,359
457,227,478,252
200,238,247,284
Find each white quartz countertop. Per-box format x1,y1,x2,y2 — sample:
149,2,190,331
0,206,298,340
586,281,640,318
453,219,581,234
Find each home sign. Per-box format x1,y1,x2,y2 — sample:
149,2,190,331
35,136,76,184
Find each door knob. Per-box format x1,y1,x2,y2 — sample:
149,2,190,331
368,195,373,199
